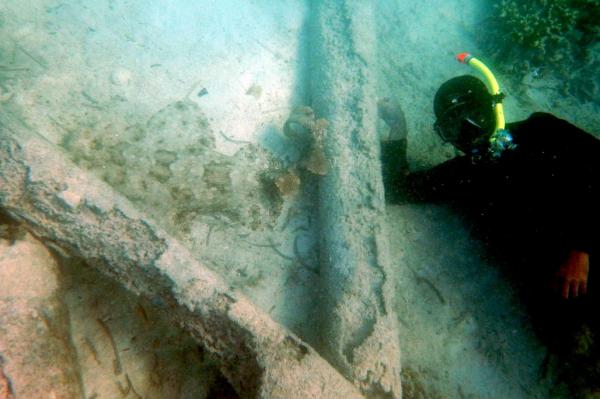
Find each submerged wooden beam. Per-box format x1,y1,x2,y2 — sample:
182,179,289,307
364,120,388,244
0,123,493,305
0,113,364,399
309,1,403,397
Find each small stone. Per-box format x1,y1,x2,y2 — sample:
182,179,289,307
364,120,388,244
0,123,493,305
111,68,133,86
245,84,262,99
154,150,178,166
57,189,82,209
0,85,14,103
149,164,172,183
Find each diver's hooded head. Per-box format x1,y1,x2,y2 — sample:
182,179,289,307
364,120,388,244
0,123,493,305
433,75,496,154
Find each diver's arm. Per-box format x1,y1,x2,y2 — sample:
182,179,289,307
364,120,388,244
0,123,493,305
381,139,408,202
549,118,599,298
556,173,598,299
385,156,478,204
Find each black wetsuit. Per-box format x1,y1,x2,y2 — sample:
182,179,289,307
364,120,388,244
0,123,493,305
385,112,600,344
385,112,600,392
387,112,598,266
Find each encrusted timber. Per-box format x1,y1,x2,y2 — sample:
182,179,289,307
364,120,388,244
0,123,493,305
309,0,402,397
0,113,364,399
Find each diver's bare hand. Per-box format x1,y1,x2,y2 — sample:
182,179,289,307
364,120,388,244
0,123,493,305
555,250,589,299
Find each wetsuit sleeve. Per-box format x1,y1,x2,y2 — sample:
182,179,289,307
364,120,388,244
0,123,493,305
389,156,479,204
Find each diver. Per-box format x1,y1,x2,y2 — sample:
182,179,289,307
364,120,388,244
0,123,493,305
380,54,599,303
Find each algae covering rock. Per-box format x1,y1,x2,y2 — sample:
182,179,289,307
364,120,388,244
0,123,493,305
483,0,600,101
487,0,599,62
61,100,284,235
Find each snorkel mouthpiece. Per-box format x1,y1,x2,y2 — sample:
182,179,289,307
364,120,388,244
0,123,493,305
456,52,515,157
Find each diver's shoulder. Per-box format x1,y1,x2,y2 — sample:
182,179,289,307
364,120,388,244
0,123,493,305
527,112,561,121
527,112,582,130
508,112,599,153
510,112,593,138
512,112,566,129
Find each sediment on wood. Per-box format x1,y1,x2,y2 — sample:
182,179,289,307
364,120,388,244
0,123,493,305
0,113,364,399
309,1,402,397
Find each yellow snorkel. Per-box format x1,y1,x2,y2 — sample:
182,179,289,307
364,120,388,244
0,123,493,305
456,52,515,157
